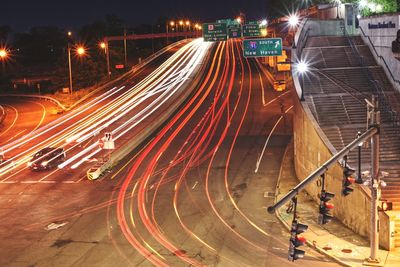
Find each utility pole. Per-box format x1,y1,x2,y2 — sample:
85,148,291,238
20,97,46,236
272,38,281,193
124,28,128,70
67,44,73,95
365,96,381,265
106,41,111,78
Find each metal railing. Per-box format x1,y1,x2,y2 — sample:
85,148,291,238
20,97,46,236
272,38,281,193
346,33,400,128
359,26,400,87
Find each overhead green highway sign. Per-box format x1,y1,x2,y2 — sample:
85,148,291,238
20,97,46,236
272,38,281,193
243,38,283,57
243,24,261,37
202,23,227,42
227,24,242,38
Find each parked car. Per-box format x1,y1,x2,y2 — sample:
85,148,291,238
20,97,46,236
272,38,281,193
28,147,66,171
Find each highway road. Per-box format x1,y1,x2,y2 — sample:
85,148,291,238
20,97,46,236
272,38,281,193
0,39,339,266
0,98,58,147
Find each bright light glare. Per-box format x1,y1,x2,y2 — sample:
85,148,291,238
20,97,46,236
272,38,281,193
261,29,268,37
185,21,190,26
260,19,267,26
357,14,362,19
0,49,7,59
288,14,299,27
296,61,309,73
236,17,241,23
99,42,106,49
170,21,175,26
77,46,86,55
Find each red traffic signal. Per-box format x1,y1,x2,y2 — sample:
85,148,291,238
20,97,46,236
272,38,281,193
289,220,308,261
319,190,335,225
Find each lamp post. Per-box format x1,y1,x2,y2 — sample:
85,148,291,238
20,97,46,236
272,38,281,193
336,0,341,19
295,60,308,101
179,20,184,32
100,41,111,79
67,32,86,95
288,14,299,48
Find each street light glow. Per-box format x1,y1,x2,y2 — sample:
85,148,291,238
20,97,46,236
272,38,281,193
236,17,241,23
170,21,175,26
288,14,299,27
185,20,190,26
179,20,184,26
260,19,268,26
76,46,86,56
0,49,7,59
99,42,106,49
296,61,309,73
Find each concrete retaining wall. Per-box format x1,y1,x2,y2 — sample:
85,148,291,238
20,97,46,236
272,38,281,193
359,14,400,93
291,18,393,250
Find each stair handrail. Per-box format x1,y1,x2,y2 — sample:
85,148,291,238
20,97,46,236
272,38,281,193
345,34,399,128
358,26,400,87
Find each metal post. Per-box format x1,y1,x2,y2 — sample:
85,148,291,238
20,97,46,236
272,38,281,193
106,41,111,79
356,131,363,184
166,23,169,44
123,28,127,70
366,96,381,264
67,45,73,95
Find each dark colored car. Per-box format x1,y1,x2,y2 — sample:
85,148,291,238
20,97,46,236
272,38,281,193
28,147,66,171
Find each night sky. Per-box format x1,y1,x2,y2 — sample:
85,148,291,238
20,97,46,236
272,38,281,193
2,0,269,32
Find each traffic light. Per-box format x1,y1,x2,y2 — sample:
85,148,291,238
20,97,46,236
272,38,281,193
342,166,356,196
288,219,308,261
318,190,335,225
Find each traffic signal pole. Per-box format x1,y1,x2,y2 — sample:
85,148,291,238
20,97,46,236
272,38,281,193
267,124,378,214
366,96,381,265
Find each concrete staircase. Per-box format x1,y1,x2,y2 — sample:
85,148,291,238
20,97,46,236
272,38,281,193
301,35,400,247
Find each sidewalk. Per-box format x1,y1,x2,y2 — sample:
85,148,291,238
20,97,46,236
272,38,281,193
274,140,400,266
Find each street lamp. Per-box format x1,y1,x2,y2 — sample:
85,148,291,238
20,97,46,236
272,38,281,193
288,14,299,48
99,41,111,78
335,0,341,19
67,33,87,95
179,20,184,31
295,60,309,101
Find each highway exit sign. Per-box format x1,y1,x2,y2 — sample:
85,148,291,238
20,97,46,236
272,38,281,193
203,23,227,42
243,38,283,57
227,24,242,39
243,24,261,37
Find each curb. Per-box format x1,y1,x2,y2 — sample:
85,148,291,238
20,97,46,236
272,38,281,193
273,139,352,267
0,94,67,111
